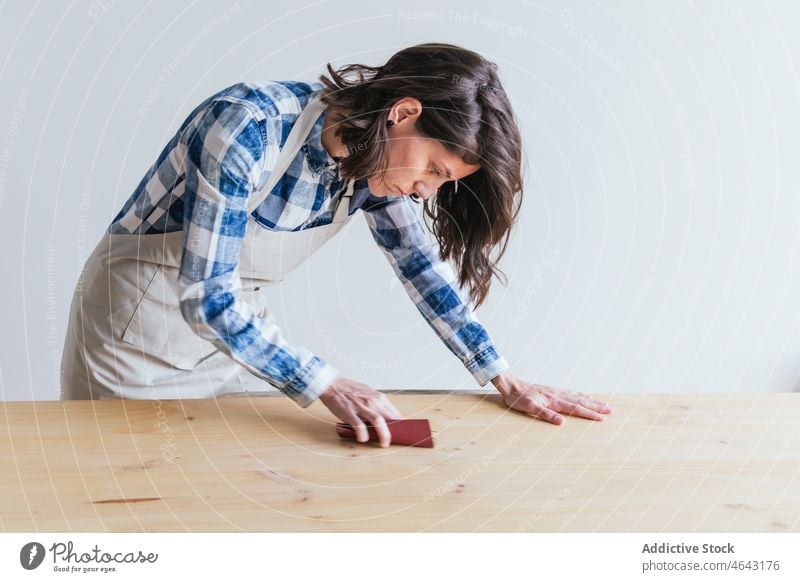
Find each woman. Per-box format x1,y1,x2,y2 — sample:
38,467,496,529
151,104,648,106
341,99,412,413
60,43,613,446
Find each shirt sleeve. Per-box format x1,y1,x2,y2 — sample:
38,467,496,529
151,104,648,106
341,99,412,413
361,194,510,386
176,98,339,407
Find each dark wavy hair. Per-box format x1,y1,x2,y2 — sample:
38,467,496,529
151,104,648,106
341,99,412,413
317,42,524,309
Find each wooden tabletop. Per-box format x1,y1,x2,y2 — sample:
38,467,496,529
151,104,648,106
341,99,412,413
1,392,797,532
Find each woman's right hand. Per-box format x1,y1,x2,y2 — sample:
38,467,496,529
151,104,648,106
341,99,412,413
318,375,404,447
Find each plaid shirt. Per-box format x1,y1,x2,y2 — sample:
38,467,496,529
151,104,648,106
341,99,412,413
109,80,510,407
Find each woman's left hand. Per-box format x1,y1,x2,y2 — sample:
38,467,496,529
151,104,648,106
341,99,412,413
491,371,614,425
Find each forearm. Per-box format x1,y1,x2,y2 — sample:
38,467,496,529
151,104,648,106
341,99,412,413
386,242,510,386
363,196,511,387
179,281,339,407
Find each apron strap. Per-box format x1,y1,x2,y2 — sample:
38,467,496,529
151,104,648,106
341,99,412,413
332,177,355,223
246,94,328,213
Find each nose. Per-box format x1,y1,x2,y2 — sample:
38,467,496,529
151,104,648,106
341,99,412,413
412,188,437,202
411,171,449,200
412,180,442,200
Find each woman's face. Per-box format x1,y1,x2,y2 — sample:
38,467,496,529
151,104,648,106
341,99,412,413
367,97,481,201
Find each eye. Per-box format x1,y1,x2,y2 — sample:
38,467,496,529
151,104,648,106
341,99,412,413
432,166,442,177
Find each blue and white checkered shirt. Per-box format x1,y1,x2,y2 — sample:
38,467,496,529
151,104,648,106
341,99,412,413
109,80,510,407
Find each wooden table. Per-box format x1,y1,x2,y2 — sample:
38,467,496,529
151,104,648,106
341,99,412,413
1,392,797,532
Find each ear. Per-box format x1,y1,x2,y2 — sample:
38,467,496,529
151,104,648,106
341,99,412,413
388,97,423,126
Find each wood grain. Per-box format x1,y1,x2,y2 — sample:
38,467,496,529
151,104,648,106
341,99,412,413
1,392,797,532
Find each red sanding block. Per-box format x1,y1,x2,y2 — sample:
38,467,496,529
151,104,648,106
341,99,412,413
335,419,434,448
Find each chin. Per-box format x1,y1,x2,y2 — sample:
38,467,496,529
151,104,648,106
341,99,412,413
367,178,396,197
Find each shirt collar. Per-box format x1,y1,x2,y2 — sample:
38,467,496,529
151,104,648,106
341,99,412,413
303,88,340,176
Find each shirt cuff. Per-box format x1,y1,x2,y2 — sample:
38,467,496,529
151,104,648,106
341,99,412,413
282,356,340,408
465,346,511,387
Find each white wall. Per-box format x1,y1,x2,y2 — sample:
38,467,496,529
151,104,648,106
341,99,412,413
1,0,798,400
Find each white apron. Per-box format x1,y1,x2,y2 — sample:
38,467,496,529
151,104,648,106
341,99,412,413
60,95,354,400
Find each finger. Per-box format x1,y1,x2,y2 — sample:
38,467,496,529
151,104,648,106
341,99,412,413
577,398,614,414
378,397,405,420
583,396,613,413
563,388,589,399
554,400,607,421
585,399,614,414
565,396,614,414
527,405,564,425
363,413,391,447
564,389,597,402
578,395,614,412
600,400,614,413
348,418,370,443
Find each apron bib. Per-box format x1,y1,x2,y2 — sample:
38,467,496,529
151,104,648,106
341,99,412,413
60,95,354,400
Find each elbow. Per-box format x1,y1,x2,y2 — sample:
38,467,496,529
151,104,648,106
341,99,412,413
179,290,236,328
178,297,204,329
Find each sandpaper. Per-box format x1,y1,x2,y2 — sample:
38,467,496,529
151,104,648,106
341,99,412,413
335,418,434,448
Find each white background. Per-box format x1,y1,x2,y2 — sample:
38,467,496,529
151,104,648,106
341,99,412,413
1,0,799,400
